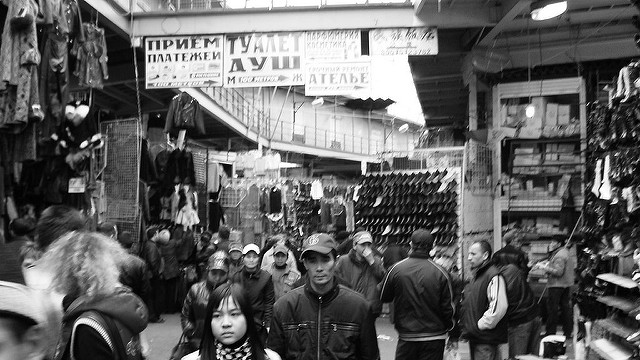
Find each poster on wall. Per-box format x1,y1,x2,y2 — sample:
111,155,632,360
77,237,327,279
369,27,438,56
305,60,371,96
224,32,305,88
305,30,361,61
145,35,224,89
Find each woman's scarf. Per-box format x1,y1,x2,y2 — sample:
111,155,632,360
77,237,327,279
215,337,252,360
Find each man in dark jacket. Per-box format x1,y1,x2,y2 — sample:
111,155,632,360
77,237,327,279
231,243,275,343
268,233,379,360
335,230,385,317
496,262,541,357
380,229,455,360
462,240,508,360
493,229,529,275
181,251,230,349
142,227,165,323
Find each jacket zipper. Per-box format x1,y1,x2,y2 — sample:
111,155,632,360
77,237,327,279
317,295,322,360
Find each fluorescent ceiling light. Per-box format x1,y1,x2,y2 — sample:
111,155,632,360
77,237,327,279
399,124,409,133
531,1,567,21
312,97,324,106
280,162,302,169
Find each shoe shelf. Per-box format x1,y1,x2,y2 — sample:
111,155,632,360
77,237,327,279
596,318,637,339
590,338,633,360
597,274,640,289
596,296,640,313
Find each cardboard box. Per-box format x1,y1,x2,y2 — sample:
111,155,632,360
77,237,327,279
545,103,559,126
558,105,571,125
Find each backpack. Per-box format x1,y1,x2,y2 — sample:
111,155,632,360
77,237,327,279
70,310,143,360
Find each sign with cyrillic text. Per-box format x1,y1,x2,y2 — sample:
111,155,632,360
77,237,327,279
305,60,371,96
224,32,305,88
369,27,438,56
305,30,361,61
145,35,224,89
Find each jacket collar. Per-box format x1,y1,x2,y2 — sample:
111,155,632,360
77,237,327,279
473,260,493,279
409,249,431,259
241,266,262,279
304,278,340,303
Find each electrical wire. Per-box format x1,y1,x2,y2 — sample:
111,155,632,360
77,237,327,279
129,10,143,123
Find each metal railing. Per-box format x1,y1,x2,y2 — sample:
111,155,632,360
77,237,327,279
203,86,385,155
138,0,412,12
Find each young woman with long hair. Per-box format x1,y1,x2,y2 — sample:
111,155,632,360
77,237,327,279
182,283,280,360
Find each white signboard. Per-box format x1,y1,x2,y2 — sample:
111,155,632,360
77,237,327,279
145,35,224,89
369,27,438,56
224,32,305,88
305,30,361,61
305,60,371,96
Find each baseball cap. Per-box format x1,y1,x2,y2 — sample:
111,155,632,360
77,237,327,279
410,229,434,249
353,231,373,245
0,281,45,325
208,251,230,272
273,244,288,256
229,242,243,253
242,243,260,255
301,233,337,258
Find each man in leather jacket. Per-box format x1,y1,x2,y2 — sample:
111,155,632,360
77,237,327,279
181,251,230,349
267,233,380,360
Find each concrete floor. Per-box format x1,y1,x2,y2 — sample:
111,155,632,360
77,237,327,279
145,313,400,360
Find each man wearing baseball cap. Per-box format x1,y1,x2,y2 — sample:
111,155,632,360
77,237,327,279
267,233,379,360
380,229,456,360
335,230,386,317
231,243,274,343
0,281,47,360
228,242,244,276
181,251,230,350
263,244,301,301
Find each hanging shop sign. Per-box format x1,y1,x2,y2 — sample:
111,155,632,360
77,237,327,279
305,60,371,96
369,27,438,56
305,30,361,61
224,32,305,88
145,35,224,89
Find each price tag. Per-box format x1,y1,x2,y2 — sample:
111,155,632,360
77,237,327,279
68,177,86,193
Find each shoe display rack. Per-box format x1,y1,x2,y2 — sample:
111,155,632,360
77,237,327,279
354,169,460,245
580,63,640,360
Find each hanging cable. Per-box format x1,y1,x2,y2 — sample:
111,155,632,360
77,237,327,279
130,11,143,123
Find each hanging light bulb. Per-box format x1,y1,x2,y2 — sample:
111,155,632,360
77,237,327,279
531,1,567,21
525,104,536,118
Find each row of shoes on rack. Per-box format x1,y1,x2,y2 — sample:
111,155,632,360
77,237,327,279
359,170,452,188
364,224,457,246
357,191,458,208
588,100,640,151
357,213,457,228
358,202,457,217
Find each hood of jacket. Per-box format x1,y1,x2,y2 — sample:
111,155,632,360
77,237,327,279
63,287,148,334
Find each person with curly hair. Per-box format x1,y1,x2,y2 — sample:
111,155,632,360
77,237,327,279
182,283,281,360
40,231,149,360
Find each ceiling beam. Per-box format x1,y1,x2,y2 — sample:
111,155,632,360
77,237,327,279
501,5,633,33
95,88,136,108
478,0,532,47
123,83,165,107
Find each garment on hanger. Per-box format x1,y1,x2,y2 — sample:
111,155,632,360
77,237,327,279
208,195,225,233
269,186,282,214
72,22,108,89
310,179,323,200
207,161,221,193
164,92,205,136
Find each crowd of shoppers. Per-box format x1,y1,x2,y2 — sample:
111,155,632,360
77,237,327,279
0,204,577,360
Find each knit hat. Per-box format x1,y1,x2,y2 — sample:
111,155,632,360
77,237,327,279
301,233,337,258
410,229,434,250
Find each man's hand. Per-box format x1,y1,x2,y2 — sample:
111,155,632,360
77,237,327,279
362,247,375,265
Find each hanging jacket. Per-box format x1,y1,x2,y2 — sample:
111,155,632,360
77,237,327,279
335,249,385,316
164,92,205,136
54,287,148,360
